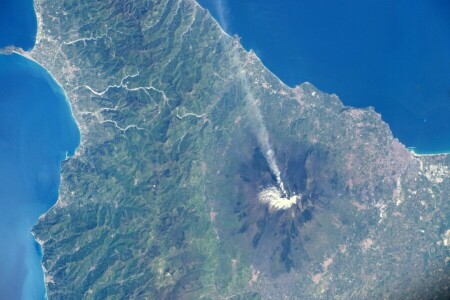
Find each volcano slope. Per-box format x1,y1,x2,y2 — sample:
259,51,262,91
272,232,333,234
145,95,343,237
29,0,449,298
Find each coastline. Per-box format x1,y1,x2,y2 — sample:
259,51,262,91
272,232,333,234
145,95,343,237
193,0,450,158
29,1,81,298
191,0,291,94
196,0,450,155
409,148,450,157
0,49,80,300
23,0,450,298
0,1,80,296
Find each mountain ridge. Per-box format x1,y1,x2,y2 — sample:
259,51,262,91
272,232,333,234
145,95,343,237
30,0,450,298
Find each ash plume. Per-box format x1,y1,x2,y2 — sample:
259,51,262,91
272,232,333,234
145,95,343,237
232,50,287,197
243,82,287,197
204,0,288,197
212,0,229,32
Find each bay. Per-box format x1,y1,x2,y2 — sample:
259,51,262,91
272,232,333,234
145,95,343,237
0,52,80,299
1,1,80,297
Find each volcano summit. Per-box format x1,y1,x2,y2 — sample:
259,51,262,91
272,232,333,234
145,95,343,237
27,0,450,298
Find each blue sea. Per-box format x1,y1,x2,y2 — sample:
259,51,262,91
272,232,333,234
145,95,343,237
198,0,450,154
0,0,36,51
0,1,80,299
0,0,448,298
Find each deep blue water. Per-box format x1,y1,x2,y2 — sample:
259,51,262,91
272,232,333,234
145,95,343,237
0,1,80,297
0,0,447,298
198,0,450,154
0,53,80,299
0,0,37,50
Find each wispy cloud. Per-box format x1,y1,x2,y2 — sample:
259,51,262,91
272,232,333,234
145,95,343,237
213,0,229,32
206,0,287,196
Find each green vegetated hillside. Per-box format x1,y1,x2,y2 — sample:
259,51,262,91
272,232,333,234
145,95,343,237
31,0,449,298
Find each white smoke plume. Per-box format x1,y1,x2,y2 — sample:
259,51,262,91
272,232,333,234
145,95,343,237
244,82,287,197
202,0,288,197
232,53,287,197
212,0,229,32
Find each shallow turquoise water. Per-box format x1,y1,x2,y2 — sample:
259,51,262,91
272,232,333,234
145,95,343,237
0,0,448,298
198,0,450,153
0,53,80,298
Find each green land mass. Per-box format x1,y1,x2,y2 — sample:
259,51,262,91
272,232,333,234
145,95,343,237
29,0,449,299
